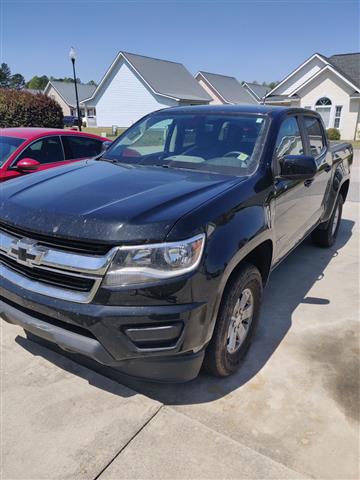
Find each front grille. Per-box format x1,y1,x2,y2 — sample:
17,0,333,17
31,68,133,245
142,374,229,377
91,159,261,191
0,221,112,255
0,222,115,303
0,253,94,292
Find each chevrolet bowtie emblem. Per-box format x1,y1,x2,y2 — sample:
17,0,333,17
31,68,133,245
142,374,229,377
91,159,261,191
7,237,48,268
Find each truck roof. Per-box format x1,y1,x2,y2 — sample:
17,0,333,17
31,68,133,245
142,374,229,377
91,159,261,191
158,104,310,117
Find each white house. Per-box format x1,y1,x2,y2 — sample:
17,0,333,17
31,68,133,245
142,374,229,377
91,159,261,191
195,71,257,105
82,52,212,127
265,52,360,140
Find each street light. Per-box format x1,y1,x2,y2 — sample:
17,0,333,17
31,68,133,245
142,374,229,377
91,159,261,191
69,47,82,131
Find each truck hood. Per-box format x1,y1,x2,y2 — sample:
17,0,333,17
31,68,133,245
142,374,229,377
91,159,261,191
0,159,240,244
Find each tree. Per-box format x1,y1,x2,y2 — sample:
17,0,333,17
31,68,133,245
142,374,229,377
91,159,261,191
50,76,81,83
9,73,25,90
0,63,11,88
26,75,49,90
87,80,97,86
268,81,279,90
0,88,63,128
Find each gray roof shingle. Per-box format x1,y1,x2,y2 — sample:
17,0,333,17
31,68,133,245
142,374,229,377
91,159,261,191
121,52,211,102
327,53,360,88
243,82,269,100
49,81,96,106
198,72,257,104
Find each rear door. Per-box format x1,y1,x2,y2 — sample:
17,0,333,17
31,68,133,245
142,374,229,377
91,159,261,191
300,115,332,227
61,135,104,161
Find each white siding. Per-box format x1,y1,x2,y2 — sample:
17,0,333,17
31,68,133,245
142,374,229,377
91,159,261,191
297,69,360,140
274,56,326,96
90,60,177,127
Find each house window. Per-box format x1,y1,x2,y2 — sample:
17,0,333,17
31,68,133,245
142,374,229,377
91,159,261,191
315,97,332,128
334,106,342,129
316,97,332,106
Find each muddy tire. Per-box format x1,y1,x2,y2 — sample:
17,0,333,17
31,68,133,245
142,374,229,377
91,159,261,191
312,194,343,248
204,263,263,377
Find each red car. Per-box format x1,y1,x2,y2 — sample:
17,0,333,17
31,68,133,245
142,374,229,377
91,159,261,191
0,128,110,182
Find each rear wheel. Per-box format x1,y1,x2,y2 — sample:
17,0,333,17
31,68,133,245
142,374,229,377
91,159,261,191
311,194,343,248
204,263,262,377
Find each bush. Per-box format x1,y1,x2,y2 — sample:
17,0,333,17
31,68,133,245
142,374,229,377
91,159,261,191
0,88,63,128
327,128,341,141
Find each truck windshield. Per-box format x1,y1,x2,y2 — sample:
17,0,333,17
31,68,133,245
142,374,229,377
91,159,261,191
104,113,268,176
0,136,25,167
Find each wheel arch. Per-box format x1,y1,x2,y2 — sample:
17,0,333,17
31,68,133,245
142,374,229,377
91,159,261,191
226,239,273,289
207,238,274,343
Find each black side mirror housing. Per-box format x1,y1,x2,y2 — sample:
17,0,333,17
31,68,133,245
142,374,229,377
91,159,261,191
279,155,317,180
101,141,112,153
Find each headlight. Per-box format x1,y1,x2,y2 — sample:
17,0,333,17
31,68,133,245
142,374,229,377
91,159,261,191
103,233,205,287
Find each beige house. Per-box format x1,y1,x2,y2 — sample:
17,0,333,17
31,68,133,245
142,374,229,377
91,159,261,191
265,53,360,140
44,81,97,124
195,71,257,105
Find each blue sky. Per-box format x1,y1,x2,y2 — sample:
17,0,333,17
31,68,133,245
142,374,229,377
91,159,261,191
1,0,359,84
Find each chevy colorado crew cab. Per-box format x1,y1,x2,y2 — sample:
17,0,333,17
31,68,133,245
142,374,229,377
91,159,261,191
0,105,352,382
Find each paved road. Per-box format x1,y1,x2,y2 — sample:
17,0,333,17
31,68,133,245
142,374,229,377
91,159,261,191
348,149,359,202
2,155,359,479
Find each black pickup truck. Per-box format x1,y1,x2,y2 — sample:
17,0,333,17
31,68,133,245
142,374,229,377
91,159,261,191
0,105,352,382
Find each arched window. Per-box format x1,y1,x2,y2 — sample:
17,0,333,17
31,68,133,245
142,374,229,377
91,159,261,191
315,97,332,127
316,97,332,106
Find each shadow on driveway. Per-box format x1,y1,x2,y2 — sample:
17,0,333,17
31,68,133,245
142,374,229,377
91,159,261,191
16,218,354,405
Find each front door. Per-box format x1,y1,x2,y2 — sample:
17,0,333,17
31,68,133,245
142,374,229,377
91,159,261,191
272,115,310,263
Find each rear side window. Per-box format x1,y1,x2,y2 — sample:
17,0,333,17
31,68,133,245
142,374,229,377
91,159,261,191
304,116,326,157
274,117,304,159
16,136,64,164
62,136,104,160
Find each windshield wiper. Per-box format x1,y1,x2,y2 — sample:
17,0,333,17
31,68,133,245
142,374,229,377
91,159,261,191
96,157,120,164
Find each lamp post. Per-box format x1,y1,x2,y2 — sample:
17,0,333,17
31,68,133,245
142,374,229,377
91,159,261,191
69,47,82,131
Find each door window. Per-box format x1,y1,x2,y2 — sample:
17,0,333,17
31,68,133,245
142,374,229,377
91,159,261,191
62,136,104,160
16,137,64,164
304,116,326,158
274,117,304,160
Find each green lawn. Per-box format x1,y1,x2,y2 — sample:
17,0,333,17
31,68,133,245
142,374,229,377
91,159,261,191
348,140,360,149
82,126,127,140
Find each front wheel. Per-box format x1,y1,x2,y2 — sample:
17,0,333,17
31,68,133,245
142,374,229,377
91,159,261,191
311,194,343,248
203,263,263,377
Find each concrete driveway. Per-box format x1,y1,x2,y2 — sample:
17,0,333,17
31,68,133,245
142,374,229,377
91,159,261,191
2,153,359,480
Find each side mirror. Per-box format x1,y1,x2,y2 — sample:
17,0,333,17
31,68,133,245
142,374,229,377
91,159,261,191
279,155,317,180
16,158,41,172
101,141,112,152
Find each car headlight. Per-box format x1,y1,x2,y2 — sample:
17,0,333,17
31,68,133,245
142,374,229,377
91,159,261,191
103,233,205,287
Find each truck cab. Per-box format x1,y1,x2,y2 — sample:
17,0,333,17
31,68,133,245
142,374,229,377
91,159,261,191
0,105,352,381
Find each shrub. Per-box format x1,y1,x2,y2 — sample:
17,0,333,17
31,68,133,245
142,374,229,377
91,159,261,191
0,88,63,128
326,128,341,141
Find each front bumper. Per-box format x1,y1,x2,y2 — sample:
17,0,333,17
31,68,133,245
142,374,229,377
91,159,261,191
0,274,213,382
